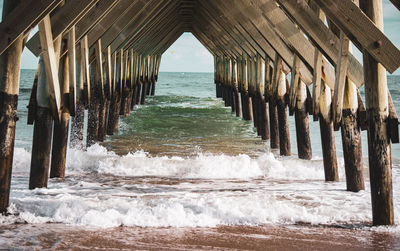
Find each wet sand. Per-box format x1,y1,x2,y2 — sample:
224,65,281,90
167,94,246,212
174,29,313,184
1,223,399,250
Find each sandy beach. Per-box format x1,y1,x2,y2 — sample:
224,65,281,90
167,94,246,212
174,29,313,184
2,223,400,250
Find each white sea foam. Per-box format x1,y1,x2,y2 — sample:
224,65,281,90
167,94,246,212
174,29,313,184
3,145,399,229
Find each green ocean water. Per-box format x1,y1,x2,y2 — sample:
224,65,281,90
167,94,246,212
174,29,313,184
15,70,400,159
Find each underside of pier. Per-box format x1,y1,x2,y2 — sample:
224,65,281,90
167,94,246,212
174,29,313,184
0,0,399,226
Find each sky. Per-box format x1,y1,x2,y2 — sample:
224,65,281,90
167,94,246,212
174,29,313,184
0,0,399,74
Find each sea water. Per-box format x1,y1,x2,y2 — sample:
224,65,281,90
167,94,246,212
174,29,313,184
1,71,400,247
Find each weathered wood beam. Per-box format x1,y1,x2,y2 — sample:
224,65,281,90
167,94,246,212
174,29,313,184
194,6,255,57
314,0,400,73
97,0,157,51
268,0,364,88
333,32,350,126
223,0,314,84
208,0,274,59
58,0,120,59
0,0,62,55
193,18,241,58
131,10,181,53
362,0,394,226
68,26,76,116
124,2,181,53
27,0,100,57
0,0,26,213
115,0,175,52
86,0,140,48
198,1,262,58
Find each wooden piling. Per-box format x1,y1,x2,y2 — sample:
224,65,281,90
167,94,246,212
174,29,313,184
50,51,70,179
150,78,156,96
70,96,84,148
29,56,54,189
119,51,129,116
362,0,394,226
140,80,148,105
319,80,339,182
29,16,62,190
86,61,100,147
107,51,121,135
0,0,25,213
294,80,312,160
276,71,291,156
341,77,365,192
70,42,86,149
265,63,278,148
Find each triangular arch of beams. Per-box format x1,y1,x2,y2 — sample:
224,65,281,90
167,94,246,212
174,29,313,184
0,0,399,226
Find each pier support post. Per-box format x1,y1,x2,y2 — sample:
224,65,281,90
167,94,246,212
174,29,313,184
140,80,147,105
50,52,70,179
87,61,100,147
150,78,156,96
234,90,241,117
30,16,62,190
70,96,84,148
294,80,312,159
341,77,365,192
0,0,24,213
276,71,291,156
265,64,278,148
259,95,270,140
362,0,394,225
107,51,121,135
70,61,84,149
29,56,54,189
136,82,141,105
319,81,339,181
269,100,279,149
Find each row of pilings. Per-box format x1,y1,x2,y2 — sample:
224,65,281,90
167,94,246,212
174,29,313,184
0,12,160,214
214,45,398,226
0,0,399,229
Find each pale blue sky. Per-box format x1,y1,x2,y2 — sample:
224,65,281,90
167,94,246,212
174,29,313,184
0,0,399,74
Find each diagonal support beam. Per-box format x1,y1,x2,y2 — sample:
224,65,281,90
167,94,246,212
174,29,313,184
38,15,62,122
314,0,400,73
0,0,62,55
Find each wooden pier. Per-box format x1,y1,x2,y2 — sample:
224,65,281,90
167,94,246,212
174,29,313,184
0,0,399,226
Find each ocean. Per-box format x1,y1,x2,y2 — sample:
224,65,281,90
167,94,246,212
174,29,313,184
0,70,399,249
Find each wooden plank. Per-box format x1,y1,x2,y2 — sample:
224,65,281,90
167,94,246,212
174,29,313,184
115,0,174,52
68,26,76,116
86,0,140,48
38,15,62,122
74,0,119,41
311,5,324,121
333,32,350,125
195,3,255,58
272,0,364,88
97,0,152,50
200,1,268,60
200,1,263,58
0,0,62,55
221,0,314,84
314,0,400,73
27,0,99,57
